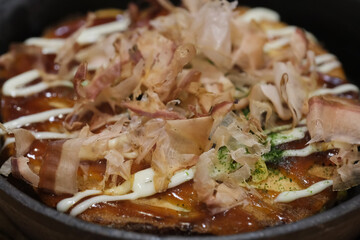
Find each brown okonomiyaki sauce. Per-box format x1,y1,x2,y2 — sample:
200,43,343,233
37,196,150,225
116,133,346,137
0,4,352,236
0,90,340,235
10,130,338,235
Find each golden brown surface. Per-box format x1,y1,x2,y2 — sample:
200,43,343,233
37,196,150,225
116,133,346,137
0,5,350,236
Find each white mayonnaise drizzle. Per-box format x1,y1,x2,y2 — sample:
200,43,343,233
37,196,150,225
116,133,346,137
264,119,307,135
270,126,307,145
313,53,341,73
317,61,341,73
25,16,130,52
65,167,195,216
240,7,280,23
263,37,290,52
309,83,359,98
77,17,130,45
264,25,319,52
266,26,317,42
315,53,336,65
275,180,333,203
25,38,65,54
31,131,75,139
2,131,76,150
57,190,102,212
2,69,72,97
282,145,317,157
1,108,73,134
266,26,296,38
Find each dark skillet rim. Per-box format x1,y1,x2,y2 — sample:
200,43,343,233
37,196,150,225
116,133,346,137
1,175,360,240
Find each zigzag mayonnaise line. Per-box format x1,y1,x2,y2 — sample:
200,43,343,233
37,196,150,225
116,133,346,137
1,108,73,134
2,69,72,97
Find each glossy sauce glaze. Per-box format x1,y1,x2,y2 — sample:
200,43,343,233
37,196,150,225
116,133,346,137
0,9,350,236
9,132,338,235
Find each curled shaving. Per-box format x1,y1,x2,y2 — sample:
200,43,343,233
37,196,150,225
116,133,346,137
330,144,360,191
194,149,249,214
4,0,359,215
307,96,360,144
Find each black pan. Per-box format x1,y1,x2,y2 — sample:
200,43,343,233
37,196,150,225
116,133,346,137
0,0,360,239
